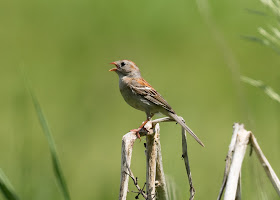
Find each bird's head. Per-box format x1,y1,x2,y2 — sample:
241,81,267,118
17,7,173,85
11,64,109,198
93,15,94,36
109,60,141,77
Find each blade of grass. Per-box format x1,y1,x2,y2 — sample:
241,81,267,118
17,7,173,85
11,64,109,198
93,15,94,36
244,8,268,16
241,76,280,103
0,169,20,200
259,27,280,47
241,35,280,54
24,76,71,200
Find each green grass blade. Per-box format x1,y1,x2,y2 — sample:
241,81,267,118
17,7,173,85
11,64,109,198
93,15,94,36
241,76,280,103
245,8,268,16
28,86,71,200
241,35,280,54
0,169,20,200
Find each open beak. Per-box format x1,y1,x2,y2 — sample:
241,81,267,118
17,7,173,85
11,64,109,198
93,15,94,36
109,62,118,72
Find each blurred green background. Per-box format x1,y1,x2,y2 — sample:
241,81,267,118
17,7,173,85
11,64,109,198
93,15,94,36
0,0,279,199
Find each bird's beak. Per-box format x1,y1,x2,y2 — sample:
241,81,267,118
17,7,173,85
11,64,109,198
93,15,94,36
109,62,118,72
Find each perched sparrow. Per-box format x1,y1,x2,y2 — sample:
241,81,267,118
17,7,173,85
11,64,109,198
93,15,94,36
109,60,204,147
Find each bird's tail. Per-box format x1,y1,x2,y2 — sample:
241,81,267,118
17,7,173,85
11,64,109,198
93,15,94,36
168,113,205,147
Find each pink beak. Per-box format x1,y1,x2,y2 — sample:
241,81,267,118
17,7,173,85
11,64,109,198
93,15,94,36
109,62,118,71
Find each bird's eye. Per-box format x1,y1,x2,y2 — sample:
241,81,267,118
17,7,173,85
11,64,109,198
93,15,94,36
120,62,125,67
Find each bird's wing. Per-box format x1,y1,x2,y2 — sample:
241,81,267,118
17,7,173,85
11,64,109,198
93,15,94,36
130,78,175,113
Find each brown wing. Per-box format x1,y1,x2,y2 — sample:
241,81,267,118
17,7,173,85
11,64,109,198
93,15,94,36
130,78,175,113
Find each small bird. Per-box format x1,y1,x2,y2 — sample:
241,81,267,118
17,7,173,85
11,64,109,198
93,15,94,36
109,60,204,147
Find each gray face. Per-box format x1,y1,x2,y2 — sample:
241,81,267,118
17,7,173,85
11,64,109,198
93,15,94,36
111,60,141,77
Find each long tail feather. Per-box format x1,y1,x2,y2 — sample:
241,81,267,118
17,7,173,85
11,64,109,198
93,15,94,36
168,113,205,147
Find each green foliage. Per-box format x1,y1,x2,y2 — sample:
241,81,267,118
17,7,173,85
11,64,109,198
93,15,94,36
244,0,280,53
28,82,71,200
0,0,279,199
0,169,19,200
241,76,280,104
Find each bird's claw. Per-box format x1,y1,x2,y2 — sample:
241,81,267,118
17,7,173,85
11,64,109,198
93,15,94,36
130,128,142,132
130,127,147,141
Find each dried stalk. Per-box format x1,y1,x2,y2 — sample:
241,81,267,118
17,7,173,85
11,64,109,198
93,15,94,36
151,117,174,125
155,124,168,200
119,130,148,200
154,116,196,199
119,117,195,200
180,117,195,200
124,167,147,199
217,123,241,200
146,124,157,199
235,174,241,200
119,120,168,200
223,124,251,200
219,123,280,199
119,131,138,200
250,134,280,196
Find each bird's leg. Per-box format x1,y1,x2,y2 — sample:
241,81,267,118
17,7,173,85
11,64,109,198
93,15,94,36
130,119,150,139
130,114,154,140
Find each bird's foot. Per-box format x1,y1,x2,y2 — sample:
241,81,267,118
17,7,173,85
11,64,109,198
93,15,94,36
130,128,141,132
130,127,146,141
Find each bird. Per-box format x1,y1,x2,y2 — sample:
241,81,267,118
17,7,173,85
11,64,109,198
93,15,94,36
109,60,204,147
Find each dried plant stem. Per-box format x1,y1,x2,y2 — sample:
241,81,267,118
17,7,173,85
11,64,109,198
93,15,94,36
218,123,280,199
250,134,280,196
151,117,174,125
180,117,195,200
119,117,195,200
119,121,168,200
235,174,241,200
223,124,251,200
155,116,196,199
124,167,147,199
155,124,168,200
217,123,241,200
146,125,157,200
119,132,138,200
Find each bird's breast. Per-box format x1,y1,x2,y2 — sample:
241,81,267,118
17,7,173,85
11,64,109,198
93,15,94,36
119,78,150,112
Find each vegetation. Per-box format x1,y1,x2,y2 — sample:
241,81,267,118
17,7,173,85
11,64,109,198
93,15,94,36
0,0,279,199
